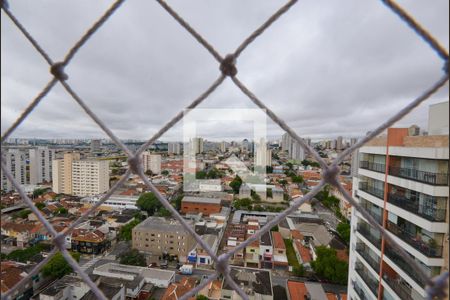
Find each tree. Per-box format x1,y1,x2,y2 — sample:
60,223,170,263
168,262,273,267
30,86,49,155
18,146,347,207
291,175,304,184
33,188,47,197
311,246,348,285
278,179,288,186
119,249,146,267
145,169,153,176
161,170,169,176
233,198,252,210
266,166,273,173
118,219,141,241
136,192,162,215
42,252,80,279
266,188,273,198
35,202,45,210
196,296,209,300
229,175,243,194
56,207,68,215
7,244,48,262
285,162,294,170
13,209,31,219
336,222,351,244
293,265,305,277
171,194,184,210
251,192,261,203
156,207,172,217
196,171,207,179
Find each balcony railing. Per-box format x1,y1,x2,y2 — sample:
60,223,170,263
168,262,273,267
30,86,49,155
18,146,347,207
352,281,368,300
384,246,426,288
355,263,379,297
359,182,384,199
360,161,386,173
388,193,446,222
357,224,381,248
356,244,380,273
361,203,383,225
389,166,448,186
382,274,414,300
386,222,443,258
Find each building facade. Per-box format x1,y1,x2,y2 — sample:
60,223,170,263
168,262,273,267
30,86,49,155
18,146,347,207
142,152,162,174
181,196,221,216
347,102,449,300
29,146,55,185
52,152,81,195
1,149,27,192
132,217,196,261
71,160,109,196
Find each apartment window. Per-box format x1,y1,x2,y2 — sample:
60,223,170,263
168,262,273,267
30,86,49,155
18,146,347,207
278,250,283,254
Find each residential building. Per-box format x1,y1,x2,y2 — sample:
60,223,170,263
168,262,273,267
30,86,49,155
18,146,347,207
281,133,305,162
220,141,227,153
221,267,273,300
337,136,343,151
71,159,109,196
245,221,260,268
52,152,81,195
348,102,449,300
190,137,203,154
260,231,273,269
255,138,271,167
1,261,36,300
90,139,101,153
142,152,162,174
181,196,221,216
1,148,27,192
188,234,218,266
161,276,197,300
29,147,55,185
82,194,139,210
70,228,110,255
132,217,196,261
168,142,181,155
271,231,288,270
287,281,340,300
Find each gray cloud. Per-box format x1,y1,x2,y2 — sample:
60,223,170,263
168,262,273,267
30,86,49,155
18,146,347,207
1,0,448,142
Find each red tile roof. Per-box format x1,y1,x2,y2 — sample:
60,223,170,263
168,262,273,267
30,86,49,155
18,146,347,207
291,230,303,240
272,231,285,249
161,276,196,300
295,240,312,263
287,281,306,300
0,262,26,293
326,293,338,300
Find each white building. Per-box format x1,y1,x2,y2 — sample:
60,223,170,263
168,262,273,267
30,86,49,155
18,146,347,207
347,101,449,300
220,141,227,153
1,148,27,192
255,138,271,167
29,147,55,185
82,194,140,209
142,152,162,174
191,137,204,154
168,142,181,155
72,160,109,196
281,133,305,162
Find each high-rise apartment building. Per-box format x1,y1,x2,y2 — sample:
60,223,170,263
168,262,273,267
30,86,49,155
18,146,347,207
190,138,204,154
90,139,101,153
255,139,272,167
142,152,162,174
281,133,305,162
167,142,181,155
348,101,449,300
1,149,27,192
29,147,55,185
52,152,81,195
220,141,227,153
337,136,343,151
72,160,109,196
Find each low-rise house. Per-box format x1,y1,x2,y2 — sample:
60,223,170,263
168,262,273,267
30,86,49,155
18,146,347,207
221,267,273,300
71,228,110,255
271,231,288,270
181,196,222,216
259,231,273,269
188,234,219,266
1,261,34,299
224,224,247,266
1,222,36,248
161,276,197,300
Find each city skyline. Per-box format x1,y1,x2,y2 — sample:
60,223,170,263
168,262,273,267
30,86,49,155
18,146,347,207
2,1,448,140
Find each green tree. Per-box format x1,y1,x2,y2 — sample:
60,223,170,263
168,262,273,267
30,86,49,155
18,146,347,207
251,191,261,203
42,252,80,279
56,207,68,215
136,192,162,215
161,170,169,176
33,188,47,197
196,171,207,179
311,246,348,285
118,219,141,241
7,244,48,262
233,198,252,210
119,249,146,267
229,175,243,194
266,188,273,198
171,194,184,210
291,175,304,184
285,162,294,170
13,209,32,219
293,265,305,277
270,225,279,232
35,202,45,210
336,222,351,244
196,295,209,300
145,169,153,176
266,166,273,173
156,207,172,217
278,179,288,186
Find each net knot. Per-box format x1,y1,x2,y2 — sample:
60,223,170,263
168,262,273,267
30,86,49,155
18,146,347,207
220,54,237,77
50,62,69,80
322,165,340,185
216,254,230,275
53,232,67,249
127,155,143,175
1,0,9,10
426,272,449,300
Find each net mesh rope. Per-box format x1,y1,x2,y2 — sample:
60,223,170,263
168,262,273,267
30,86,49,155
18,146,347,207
1,0,448,299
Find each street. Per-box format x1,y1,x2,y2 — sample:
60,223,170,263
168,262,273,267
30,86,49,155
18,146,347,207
313,201,340,230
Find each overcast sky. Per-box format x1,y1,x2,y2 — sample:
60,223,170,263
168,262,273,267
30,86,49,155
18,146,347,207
1,0,448,142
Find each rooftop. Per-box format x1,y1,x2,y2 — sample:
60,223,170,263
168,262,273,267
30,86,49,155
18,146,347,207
271,231,285,249
223,267,272,296
133,216,193,232
182,196,221,205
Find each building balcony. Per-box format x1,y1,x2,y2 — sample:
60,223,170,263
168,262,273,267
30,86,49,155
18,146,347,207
382,273,414,300
388,193,446,222
357,223,381,248
360,161,386,173
352,280,369,300
361,202,383,225
359,182,384,199
384,246,426,288
386,222,443,258
388,166,448,186
355,263,379,297
356,244,380,273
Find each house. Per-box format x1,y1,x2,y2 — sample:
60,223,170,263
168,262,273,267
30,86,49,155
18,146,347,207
221,267,273,300
188,234,219,266
271,231,288,270
71,228,110,255
287,281,331,300
224,224,247,266
161,276,196,300
259,231,273,269
1,261,33,299
181,196,222,216
1,222,36,248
